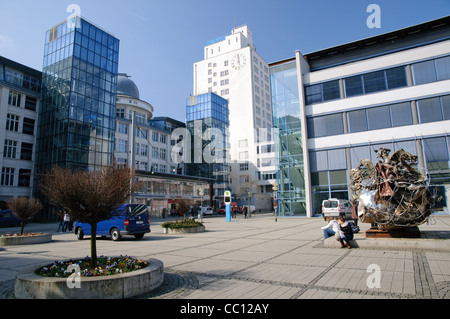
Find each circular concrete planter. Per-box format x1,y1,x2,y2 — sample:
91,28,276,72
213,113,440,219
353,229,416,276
14,258,164,299
163,225,205,234
0,233,52,246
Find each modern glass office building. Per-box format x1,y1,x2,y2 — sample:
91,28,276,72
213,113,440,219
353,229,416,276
270,16,450,217
34,16,119,219
270,61,307,216
35,16,119,174
186,92,229,207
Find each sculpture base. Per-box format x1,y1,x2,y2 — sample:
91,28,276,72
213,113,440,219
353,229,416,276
365,226,421,239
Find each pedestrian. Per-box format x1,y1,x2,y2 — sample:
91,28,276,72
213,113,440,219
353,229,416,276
321,217,339,239
56,209,64,232
337,216,354,249
62,211,70,232
243,206,248,219
232,206,237,219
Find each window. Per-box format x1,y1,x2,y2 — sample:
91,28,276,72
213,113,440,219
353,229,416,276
1,167,14,186
435,56,450,81
18,169,32,187
344,75,363,97
116,139,127,152
347,110,368,133
239,163,249,171
116,108,125,118
152,132,159,142
367,106,391,130
140,144,148,156
22,118,35,135
160,134,166,144
160,148,166,160
412,60,436,85
386,67,407,89
3,140,17,159
423,137,449,171
390,102,413,127
20,142,33,161
117,122,128,134
417,97,443,123
6,114,19,132
152,147,159,158
307,113,344,138
363,70,386,93
25,96,37,111
305,80,340,105
345,66,407,97
8,91,22,107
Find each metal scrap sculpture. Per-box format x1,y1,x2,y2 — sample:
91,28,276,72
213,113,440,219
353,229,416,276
350,148,438,230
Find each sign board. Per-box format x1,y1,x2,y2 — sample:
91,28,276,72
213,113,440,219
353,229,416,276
224,190,231,204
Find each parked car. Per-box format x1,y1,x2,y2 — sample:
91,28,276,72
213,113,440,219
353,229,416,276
321,198,353,221
202,206,214,215
0,210,21,228
74,204,150,241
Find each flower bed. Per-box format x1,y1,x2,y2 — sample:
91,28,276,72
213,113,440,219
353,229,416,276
37,255,148,277
15,257,164,299
0,233,43,237
0,233,51,246
162,219,205,234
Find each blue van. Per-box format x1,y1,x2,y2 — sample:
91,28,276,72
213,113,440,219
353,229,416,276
74,204,150,241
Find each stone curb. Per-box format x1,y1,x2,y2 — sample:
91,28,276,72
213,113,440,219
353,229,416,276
323,236,450,252
14,258,164,299
0,233,52,246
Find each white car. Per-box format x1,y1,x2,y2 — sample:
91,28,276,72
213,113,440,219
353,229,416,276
321,198,353,221
202,206,214,215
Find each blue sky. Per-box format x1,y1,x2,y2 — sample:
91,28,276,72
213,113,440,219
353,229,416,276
0,0,449,121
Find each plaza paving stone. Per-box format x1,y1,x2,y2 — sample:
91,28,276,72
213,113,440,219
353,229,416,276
1,212,450,299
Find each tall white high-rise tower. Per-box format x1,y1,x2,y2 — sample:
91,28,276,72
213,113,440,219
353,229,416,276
193,25,276,210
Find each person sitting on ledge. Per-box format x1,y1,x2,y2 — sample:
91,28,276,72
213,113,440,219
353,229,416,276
321,217,339,240
338,216,354,249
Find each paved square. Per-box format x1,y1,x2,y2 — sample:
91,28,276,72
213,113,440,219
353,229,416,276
1,213,450,299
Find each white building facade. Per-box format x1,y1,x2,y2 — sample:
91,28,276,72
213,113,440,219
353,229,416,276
114,74,182,176
0,56,41,203
193,25,276,210
270,16,450,217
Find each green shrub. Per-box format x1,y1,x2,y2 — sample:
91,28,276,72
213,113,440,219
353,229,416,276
161,219,204,229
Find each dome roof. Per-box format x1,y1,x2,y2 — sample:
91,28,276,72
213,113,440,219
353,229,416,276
117,73,140,99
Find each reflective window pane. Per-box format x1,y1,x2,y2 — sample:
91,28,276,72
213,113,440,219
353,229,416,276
386,66,407,89
412,60,437,85
363,70,386,94
345,75,363,97
367,105,391,130
347,109,367,133
435,56,450,81
390,102,413,127
417,97,442,123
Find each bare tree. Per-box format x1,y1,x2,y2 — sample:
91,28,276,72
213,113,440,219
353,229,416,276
40,165,136,267
7,197,43,235
177,198,194,219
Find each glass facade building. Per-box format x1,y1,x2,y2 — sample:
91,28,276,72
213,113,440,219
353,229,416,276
186,92,230,207
270,61,307,216
35,17,119,174
270,17,450,217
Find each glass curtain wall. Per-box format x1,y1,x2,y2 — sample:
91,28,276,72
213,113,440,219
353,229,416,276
36,17,119,173
186,93,230,207
35,17,119,220
270,61,306,216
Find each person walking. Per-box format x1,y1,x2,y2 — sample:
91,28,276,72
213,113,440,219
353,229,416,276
337,216,354,249
243,206,248,219
321,217,339,239
62,212,71,232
